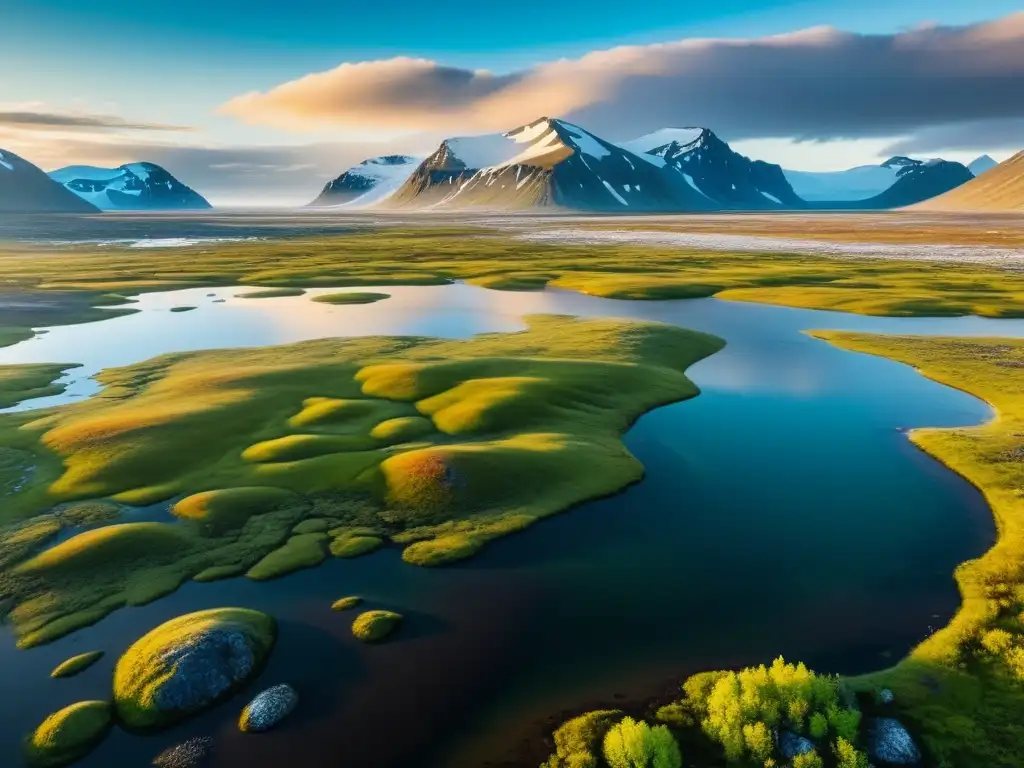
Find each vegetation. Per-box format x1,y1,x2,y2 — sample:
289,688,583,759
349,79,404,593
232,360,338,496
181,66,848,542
813,332,1024,767
331,596,362,611
0,315,721,646
0,363,78,408
23,700,112,768
351,609,403,642
603,717,682,768
169,306,196,313
542,710,622,768
235,287,306,299
50,650,104,679
311,291,391,305
113,608,275,730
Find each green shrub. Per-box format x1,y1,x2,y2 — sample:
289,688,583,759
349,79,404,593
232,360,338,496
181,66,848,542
834,738,870,768
809,712,828,740
602,717,681,768
792,751,823,768
541,710,620,768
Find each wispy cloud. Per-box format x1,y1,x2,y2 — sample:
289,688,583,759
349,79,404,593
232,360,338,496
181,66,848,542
0,109,192,132
219,13,1024,146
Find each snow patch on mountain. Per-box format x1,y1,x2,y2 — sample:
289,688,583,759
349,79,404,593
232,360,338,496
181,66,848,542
49,163,210,210
311,155,420,208
0,151,15,172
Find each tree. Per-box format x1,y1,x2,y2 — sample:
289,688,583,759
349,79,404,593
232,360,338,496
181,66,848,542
603,717,682,768
809,712,828,740
834,737,870,768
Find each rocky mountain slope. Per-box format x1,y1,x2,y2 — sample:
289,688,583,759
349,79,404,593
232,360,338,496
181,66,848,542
619,128,804,208
308,155,420,207
49,163,211,211
784,156,936,201
382,118,710,212
855,157,974,209
0,149,100,213
915,151,1024,212
968,154,999,176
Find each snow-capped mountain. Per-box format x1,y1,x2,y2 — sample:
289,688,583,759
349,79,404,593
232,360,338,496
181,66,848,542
849,157,974,209
0,149,100,213
619,128,803,208
383,118,711,212
783,156,961,202
49,163,211,211
308,155,420,208
968,154,999,176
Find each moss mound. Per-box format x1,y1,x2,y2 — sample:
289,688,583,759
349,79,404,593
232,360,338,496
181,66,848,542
351,610,402,642
369,415,434,443
331,596,362,611
172,487,297,533
235,288,305,299
51,651,104,679
247,533,327,580
311,292,390,305
113,608,275,730
24,700,112,768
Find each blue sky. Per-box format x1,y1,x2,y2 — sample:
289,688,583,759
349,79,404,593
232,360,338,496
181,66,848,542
2,0,1021,204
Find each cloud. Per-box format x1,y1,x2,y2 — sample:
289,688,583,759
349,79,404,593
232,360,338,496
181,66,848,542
0,109,191,132
220,13,1024,144
882,118,1024,155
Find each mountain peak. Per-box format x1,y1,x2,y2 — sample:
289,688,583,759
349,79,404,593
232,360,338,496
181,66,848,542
49,162,210,211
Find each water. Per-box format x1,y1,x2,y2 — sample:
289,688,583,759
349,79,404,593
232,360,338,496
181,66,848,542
0,284,1020,767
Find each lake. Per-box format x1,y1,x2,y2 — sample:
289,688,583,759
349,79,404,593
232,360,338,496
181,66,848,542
1,283,1020,767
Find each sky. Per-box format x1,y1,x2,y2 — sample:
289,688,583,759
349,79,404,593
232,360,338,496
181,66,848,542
2,0,1022,205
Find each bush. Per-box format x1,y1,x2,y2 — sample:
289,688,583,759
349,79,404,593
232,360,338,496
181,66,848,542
602,717,681,768
792,751,823,768
834,738,870,768
541,710,620,768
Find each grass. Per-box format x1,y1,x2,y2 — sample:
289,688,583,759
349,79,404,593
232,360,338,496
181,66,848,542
351,609,403,642
809,332,1024,767
235,287,306,299
113,607,275,730
169,306,196,313
50,650,104,679
331,596,362,611
311,291,391,305
23,700,112,768
0,314,721,645
0,363,78,409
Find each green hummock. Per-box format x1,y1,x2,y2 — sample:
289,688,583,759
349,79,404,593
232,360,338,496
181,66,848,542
311,292,390,305
351,610,402,642
51,651,104,679
331,596,362,611
0,315,721,646
24,700,112,768
235,288,306,299
169,306,196,313
113,608,275,730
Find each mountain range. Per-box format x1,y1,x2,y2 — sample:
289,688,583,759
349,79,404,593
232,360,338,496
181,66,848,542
49,163,210,211
0,149,100,213
315,118,980,213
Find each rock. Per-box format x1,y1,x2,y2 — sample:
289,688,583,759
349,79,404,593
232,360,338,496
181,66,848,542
867,718,921,765
878,688,895,705
778,730,815,759
239,683,299,733
114,608,276,730
152,736,212,768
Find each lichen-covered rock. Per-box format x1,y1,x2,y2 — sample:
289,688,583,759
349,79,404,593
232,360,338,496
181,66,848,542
114,608,275,730
152,736,212,768
239,683,299,733
878,688,895,705
779,730,815,759
24,700,112,768
867,717,921,765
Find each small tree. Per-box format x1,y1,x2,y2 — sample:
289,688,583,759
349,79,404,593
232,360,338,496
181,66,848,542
792,750,824,768
809,712,828,740
834,738,870,768
603,717,682,768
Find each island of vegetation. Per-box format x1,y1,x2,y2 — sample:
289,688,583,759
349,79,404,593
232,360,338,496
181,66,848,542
311,291,391,305
50,651,104,679
24,700,112,768
0,314,722,647
352,609,403,642
169,306,196,313
331,596,362,611
235,287,306,299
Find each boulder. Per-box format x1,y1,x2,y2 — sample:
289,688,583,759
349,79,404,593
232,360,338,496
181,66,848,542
152,736,212,768
239,683,299,733
778,730,815,759
114,608,276,730
878,688,895,705
866,718,921,765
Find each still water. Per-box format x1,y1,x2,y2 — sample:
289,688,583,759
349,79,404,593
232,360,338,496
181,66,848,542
0,284,1020,767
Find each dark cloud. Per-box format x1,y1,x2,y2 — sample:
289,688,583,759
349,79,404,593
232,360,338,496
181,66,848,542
0,110,192,132
882,118,1024,156
220,13,1024,148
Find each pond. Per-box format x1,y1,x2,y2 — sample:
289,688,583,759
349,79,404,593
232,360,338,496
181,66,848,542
1,283,1022,767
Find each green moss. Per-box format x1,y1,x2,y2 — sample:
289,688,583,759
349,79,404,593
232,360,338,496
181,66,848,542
331,596,362,611
192,563,248,582
814,333,1024,766
351,609,402,642
329,534,383,558
235,287,306,299
172,487,297,533
51,650,104,679
246,532,328,580
0,363,79,409
311,292,390,305
169,306,196,313
541,710,621,768
24,700,112,768
292,517,332,534
113,608,275,730
369,415,434,443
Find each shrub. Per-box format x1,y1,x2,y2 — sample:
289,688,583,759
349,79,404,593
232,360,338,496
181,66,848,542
792,751,823,768
834,738,870,768
809,712,828,740
602,717,681,768
541,710,620,768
